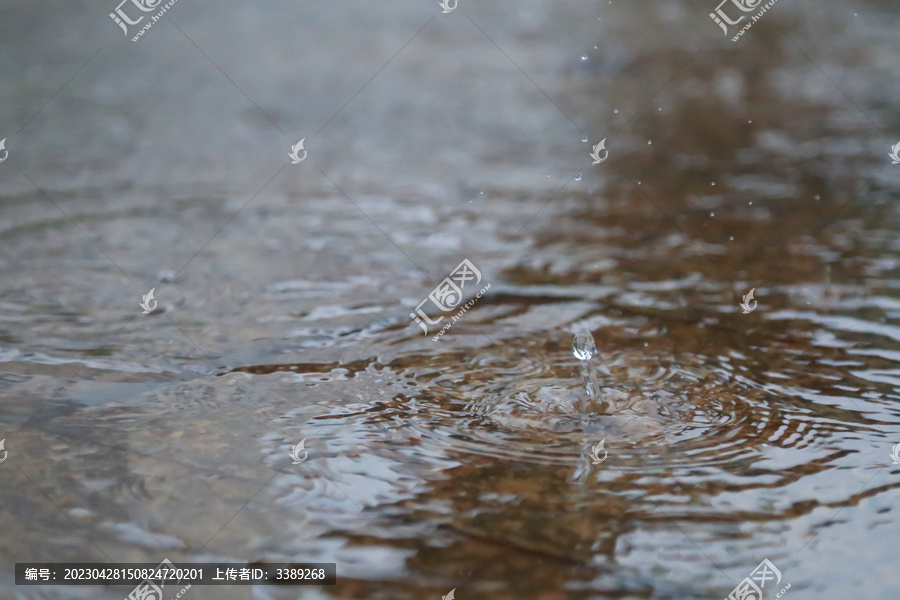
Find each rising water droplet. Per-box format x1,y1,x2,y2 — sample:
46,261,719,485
573,329,596,361
593,45,598,50
581,55,588,61
613,108,619,114
710,211,715,217
647,140,652,145
730,235,734,241
575,173,583,181
711,181,716,186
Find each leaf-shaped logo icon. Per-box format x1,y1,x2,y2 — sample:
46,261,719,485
740,288,757,314
732,0,763,10
140,288,157,314
289,138,308,164
132,0,164,10
290,438,308,464
889,141,900,165
590,138,609,165
589,439,607,464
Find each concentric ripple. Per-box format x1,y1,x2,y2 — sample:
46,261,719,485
303,334,819,478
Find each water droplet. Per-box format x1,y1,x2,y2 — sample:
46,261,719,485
468,200,473,203
711,182,716,186
547,174,551,178
582,136,589,143
480,191,484,195
581,55,588,61
575,173,583,181
647,140,652,145
593,45,598,50
748,120,753,123
749,201,753,205
613,108,619,114
644,342,649,347
815,195,820,200
710,211,715,217
638,181,642,185
729,236,734,241
572,329,596,361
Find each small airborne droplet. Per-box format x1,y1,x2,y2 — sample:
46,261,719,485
582,136,589,143
581,55,588,61
572,329,596,361
613,109,619,114
575,173,583,181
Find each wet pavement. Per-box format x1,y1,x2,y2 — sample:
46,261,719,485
2,0,900,598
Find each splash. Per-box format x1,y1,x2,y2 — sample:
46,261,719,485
572,328,620,414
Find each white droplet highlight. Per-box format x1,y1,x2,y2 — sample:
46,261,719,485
573,329,596,361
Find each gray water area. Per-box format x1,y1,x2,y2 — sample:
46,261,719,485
2,0,900,598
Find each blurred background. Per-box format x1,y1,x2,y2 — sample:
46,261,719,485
1,0,900,598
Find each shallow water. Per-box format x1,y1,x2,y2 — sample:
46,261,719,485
2,0,900,598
